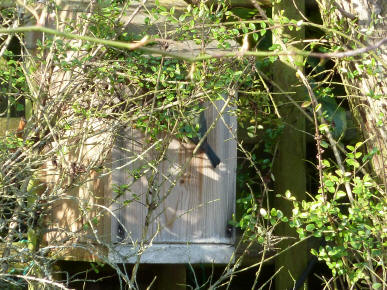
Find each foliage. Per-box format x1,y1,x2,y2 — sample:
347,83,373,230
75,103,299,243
0,0,385,289
289,143,386,288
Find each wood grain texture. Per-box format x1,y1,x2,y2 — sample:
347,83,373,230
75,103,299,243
110,244,235,264
112,99,237,245
44,121,112,248
272,0,307,288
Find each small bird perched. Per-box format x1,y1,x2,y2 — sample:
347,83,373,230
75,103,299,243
190,110,221,168
16,116,27,138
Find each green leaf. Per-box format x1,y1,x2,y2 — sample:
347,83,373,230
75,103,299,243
297,228,305,238
310,248,318,256
306,224,316,231
335,191,346,199
322,160,330,167
372,283,382,289
355,142,363,149
16,103,24,111
301,101,312,108
319,124,329,132
91,263,100,274
346,159,360,168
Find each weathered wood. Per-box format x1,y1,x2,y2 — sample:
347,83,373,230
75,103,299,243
319,0,387,185
111,99,237,262
110,244,235,264
44,122,112,247
21,1,112,258
272,0,308,289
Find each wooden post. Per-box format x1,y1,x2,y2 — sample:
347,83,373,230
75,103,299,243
272,0,308,289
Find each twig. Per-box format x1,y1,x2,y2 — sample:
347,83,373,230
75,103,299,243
332,1,356,20
307,37,387,58
1,26,385,62
296,71,354,203
0,274,71,290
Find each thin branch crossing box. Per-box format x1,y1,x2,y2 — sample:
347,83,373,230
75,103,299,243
110,100,237,263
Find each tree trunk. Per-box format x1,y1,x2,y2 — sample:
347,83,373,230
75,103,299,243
272,1,308,289
319,0,387,185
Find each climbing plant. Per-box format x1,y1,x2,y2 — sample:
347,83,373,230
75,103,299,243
0,0,385,289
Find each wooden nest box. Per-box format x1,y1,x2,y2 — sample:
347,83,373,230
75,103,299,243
110,100,237,264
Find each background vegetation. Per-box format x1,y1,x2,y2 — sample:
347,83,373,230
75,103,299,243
0,0,385,289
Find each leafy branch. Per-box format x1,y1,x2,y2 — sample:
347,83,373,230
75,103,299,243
1,25,386,62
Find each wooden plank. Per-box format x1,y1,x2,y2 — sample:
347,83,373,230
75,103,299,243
0,118,109,263
110,244,235,264
44,122,112,246
111,98,237,249
19,0,112,254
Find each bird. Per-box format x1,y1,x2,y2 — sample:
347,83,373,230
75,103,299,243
16,116,27,138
